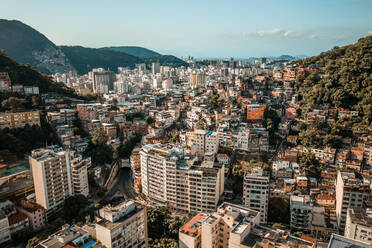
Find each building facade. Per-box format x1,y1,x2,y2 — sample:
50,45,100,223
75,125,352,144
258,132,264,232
140,143,224,213
96,201,148,248
243,167,269,223
29,148,74,216
0,111,40,129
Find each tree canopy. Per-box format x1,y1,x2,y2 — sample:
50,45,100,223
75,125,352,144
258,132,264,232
294,36,372,127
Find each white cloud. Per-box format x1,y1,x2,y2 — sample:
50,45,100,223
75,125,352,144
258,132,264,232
244,29,307,39
368,30,372,35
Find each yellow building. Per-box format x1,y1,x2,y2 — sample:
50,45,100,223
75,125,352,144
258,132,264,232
0,111,40,129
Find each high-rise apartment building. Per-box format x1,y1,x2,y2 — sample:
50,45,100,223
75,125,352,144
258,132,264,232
179,202,260,248
336,171,370,233
29,148,73,215
0,111,40,129
29,147,90,217
344,197,372,244
290,195,313,230
243,167,269,223
140,143,224,213
92,70,115,94
96,201,148,248
152,62,160,74
190,72,206,88
70,151,90,197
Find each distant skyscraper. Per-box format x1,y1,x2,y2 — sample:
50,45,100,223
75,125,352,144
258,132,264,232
261,57,267,64
152,62,160,74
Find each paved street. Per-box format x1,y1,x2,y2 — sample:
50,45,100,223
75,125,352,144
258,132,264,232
105,167,137,200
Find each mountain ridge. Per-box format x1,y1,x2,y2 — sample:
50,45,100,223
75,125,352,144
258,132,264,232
0,19,187,75
103,46,161,58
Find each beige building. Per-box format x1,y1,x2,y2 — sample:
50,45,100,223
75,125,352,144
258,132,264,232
179,202,260,248
16,199,46,231
29,148,74,216
70,151,90,197
96,201,148,248
0,111,40,129
140,143,224,213
335,171,370,233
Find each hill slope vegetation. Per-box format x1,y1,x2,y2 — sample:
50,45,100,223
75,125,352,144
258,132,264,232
294,36,372,127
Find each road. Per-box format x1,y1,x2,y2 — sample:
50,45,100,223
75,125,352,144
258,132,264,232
105,167,137,200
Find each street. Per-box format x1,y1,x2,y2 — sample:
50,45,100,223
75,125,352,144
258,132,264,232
105,167,137,200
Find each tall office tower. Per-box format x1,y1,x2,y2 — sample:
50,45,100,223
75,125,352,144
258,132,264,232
243,167,269,223
192,130,219,157
152,62,160,74
140,143,224,213
260,57,267,64
69,151,90,197
96,201,148,248
344,196,372,245
179,203,261,248
92,70,115,94
336,171,370,233
190,72,206,88
29,148,73,216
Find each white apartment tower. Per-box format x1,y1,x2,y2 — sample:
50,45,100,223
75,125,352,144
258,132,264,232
243,167,269,223
140,143,224,213
336,171,370,233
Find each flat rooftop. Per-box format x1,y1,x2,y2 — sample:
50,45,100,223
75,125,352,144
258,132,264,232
180,214,207,236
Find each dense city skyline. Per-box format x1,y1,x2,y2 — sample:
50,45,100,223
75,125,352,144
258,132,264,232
2,0,372,58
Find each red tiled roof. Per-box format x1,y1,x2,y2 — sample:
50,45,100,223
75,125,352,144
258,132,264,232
8,212,28,225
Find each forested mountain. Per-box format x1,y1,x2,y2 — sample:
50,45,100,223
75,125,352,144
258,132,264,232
294,36,372,127
0,19,75,74
104,46,161,58
60,46,142,75
0,19,188,75
143,55,188,68
0,50,76,96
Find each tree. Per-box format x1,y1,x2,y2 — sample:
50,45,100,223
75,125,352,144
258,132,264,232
92,128,108,146
149,238,178,248
146,116,155,125
26,234,48,248
299,152,322,179
1,96,27,110
63,195,89,222
147,207,171,239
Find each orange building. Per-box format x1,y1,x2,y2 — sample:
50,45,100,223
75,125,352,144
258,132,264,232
246,104,266,120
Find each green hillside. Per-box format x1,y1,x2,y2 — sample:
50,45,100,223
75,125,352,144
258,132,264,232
294,36,372,127
144,55,188,68
0,50,76,96
104,46,161,58
60,46,142,75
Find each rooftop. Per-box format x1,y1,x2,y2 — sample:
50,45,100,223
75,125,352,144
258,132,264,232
179,214,207,236
328,234,370,248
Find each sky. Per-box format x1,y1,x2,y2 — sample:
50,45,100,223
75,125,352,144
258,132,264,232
2,0,372,58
